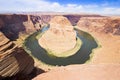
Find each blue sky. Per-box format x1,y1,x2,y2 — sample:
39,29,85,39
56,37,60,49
47,0,119,6
0,0,120,15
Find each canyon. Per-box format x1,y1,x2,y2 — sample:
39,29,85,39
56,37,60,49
0,13,120,80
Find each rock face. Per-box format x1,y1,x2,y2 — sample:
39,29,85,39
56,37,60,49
0,14,36,40
0,32,34,78
39,16,76,53
33,64,120,80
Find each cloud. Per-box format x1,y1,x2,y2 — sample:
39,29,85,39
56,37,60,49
102,7,120,15
0,0,120,15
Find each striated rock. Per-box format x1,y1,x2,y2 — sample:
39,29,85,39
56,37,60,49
0,32,34,78
39,16,77,53
33,64,120,80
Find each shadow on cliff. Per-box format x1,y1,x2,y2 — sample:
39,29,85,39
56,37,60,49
0,14,28,41
0,23,26,41
0,67,45,80
0,47,45,80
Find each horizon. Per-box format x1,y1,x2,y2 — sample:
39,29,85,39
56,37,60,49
0,0,120,15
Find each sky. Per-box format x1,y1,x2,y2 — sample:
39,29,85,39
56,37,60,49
0,0,120,15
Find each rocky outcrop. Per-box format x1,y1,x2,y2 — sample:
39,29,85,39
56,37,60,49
33,64,120,80
39,16,77,54
0,32,34,78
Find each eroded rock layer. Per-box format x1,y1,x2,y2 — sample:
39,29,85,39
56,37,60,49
0,32,34,78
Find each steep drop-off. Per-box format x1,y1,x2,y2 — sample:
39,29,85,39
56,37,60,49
0,32,34,78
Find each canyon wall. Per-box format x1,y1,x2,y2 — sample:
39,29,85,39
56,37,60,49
77,17,120,35
0,14,56,40
0,14,106,40
0,14,35,40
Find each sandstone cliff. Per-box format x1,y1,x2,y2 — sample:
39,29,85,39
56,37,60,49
0,32,34,78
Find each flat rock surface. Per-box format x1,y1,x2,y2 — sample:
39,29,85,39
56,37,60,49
33,64,120,80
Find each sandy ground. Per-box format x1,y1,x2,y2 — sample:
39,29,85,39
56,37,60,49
77,26,120,64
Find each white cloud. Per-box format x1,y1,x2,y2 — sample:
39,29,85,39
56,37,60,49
84,4,98,8
0,0,120,15
67,4,78,7
102,7,120,15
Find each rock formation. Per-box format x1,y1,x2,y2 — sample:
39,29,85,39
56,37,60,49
103,18,120,35
0,14,36,40
1,13,120,79
39,16,77,54
77,17,120,35
33,64,120,80
0,32,34,78
77,17,109,31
